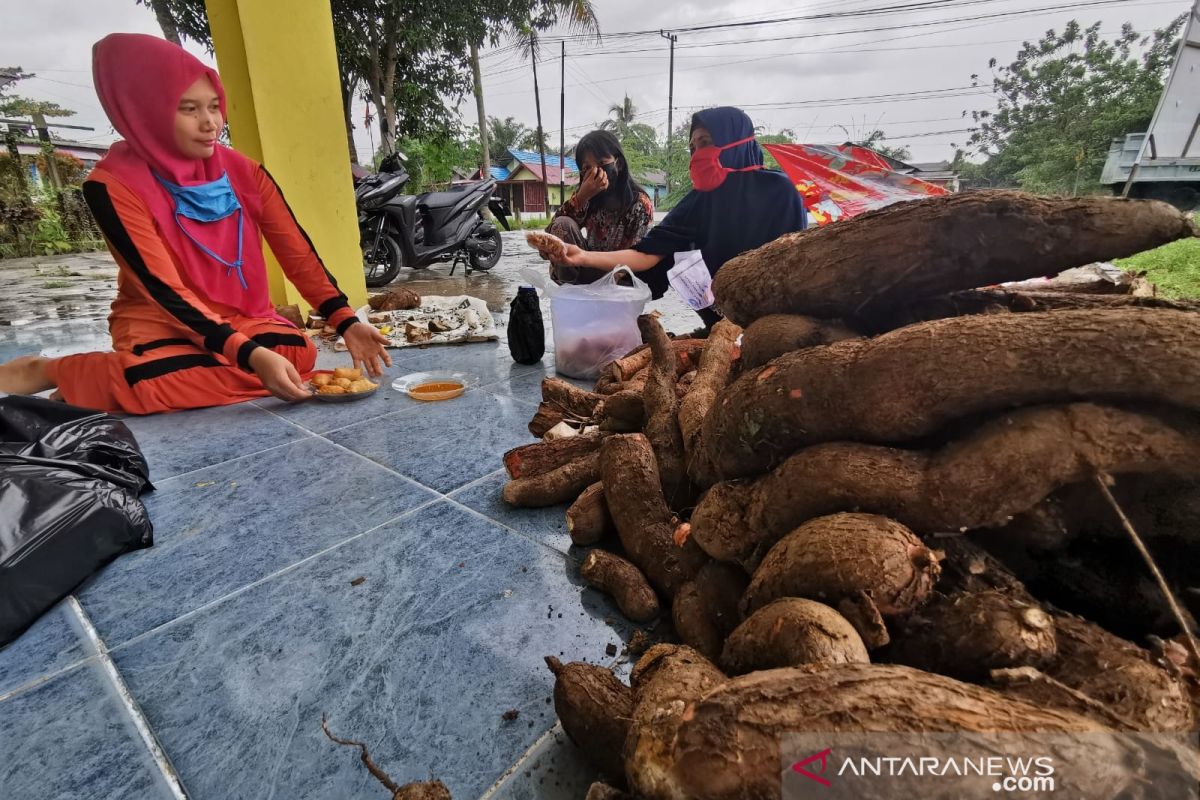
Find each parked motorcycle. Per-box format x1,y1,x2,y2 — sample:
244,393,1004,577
356,153,511,287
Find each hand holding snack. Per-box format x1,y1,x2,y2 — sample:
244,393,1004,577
526,231,568,263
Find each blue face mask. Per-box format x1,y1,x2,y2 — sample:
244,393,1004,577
154,172,247,289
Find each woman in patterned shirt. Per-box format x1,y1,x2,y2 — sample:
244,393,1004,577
547,130,654,285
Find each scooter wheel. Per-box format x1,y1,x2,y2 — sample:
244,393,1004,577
364,236,404,287
467,228,503,272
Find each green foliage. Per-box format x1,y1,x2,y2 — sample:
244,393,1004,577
1116,213,1200,299
488,116,531,160
395,126,482,191
968,16,1184,194
859,129,912,163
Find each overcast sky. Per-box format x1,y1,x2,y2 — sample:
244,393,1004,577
2,0,1190,165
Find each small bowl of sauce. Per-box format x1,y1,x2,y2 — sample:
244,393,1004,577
392,371,471,402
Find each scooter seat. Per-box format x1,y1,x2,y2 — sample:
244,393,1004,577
418,191,468,210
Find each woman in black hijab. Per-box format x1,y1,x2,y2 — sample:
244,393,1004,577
545,107,807,326
546,129,654,284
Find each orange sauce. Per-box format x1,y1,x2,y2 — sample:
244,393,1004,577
412,382,463,394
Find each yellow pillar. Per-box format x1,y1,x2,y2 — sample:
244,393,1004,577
205,0,366,310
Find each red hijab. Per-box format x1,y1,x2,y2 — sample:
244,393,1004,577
92,33,274,318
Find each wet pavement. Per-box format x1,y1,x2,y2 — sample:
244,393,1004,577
0,231,697,365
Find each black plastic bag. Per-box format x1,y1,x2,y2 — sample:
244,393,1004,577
0,395,154,647
507,286,545,365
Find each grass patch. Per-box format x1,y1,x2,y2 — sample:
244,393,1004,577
510,216,552,231
1116,212,1200,299
40,280,74,289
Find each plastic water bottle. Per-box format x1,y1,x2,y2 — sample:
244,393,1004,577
507,286,545,365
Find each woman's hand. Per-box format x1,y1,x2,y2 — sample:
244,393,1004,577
342,321,393,377
575,166,608,204
248,347,311,402
558,244,592,267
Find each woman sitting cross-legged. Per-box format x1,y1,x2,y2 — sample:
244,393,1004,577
0,33,389,414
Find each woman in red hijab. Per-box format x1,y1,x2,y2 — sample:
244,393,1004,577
0,33,389,414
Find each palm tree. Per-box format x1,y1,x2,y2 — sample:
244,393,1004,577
602,94,638,136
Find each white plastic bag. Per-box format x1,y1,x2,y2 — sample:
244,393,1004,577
667,249,714,310
527,266,651,380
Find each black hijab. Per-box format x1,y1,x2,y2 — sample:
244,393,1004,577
575,130,638,212
633,107,807,298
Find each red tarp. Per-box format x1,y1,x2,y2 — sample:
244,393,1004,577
763,143,948,226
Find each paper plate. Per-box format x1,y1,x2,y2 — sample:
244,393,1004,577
392,371,472,402
308,370,380,403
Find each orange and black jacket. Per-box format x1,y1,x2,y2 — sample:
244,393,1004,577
81,163,357,371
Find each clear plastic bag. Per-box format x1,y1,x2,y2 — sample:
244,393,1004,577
538,266,651,380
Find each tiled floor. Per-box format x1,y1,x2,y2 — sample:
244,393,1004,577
0,338,642,799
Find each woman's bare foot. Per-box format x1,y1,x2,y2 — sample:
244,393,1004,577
0,355,55,395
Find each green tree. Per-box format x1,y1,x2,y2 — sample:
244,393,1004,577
968,15,1184,194
0,68,75,120
488,116,530,157
859,129,912,163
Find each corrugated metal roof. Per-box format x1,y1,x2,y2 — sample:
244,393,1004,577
489,164,510,181
506,148,580,185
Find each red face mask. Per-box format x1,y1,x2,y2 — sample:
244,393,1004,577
689,135,763,191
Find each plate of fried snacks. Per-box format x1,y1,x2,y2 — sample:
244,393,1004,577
309,367,379,402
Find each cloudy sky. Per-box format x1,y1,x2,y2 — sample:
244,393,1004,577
2,0,1190,165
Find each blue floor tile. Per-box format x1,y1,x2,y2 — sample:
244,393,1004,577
108,501,628,800
77,437,438,647
449,471,580,559
121,401,311,481
0,601,89,697
328,389,537,494
484,726,599,800
0,662,175,799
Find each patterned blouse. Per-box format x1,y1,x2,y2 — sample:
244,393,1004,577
554,189,655,251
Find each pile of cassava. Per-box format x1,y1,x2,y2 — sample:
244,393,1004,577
499,191,1200,799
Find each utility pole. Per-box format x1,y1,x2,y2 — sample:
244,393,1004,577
559,41,566,208
470,41,490,177
660,30,677,193
530,32,550,217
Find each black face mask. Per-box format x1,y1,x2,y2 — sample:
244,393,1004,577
600,162,619,183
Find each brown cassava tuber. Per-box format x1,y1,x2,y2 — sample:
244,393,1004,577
565,482,614,545
886,589,1057,681
741,513,940,617
637,315,689,508
545,656,633,780
692,403,1200,567
624,645,725,800
739,313,858,370
703,308,1200,479
676,320,741,487
711,191,1197,324
501,452,599,508
866,286,1200,334
671,561,749,661
580,549,660,623
651,664,1192,800
541,376,603,419
1046,613,1194,732
600,434,706,597
720,597,868,674
502,436,604,480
